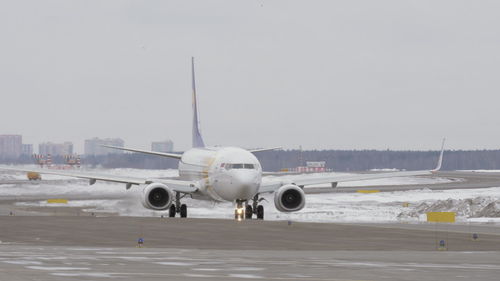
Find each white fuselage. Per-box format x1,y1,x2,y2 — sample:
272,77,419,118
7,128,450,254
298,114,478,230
178,147,262,202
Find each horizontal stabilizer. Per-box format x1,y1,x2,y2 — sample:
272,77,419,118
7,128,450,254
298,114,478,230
102,145,182,160
249,147,282,153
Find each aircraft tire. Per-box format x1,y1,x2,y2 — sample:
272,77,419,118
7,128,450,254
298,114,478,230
169,204,176,217
245,205,253,219
256,205,264,220
180,204,187,218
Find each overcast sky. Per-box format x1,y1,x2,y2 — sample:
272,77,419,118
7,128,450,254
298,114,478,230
1,0,499,153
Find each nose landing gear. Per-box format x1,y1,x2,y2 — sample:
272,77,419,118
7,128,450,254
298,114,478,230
235,195,265,220
234,200,245,221
169,192,188,218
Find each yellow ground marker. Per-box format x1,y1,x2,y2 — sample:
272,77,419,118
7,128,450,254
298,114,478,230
47,199,68,204
356,189,380,193
427,212,455,223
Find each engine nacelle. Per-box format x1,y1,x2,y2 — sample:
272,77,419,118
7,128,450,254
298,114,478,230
141,183,174,211
274,184,306,212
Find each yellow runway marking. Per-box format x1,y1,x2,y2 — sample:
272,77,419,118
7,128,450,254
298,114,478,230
46,199,68,204
356,190,380,194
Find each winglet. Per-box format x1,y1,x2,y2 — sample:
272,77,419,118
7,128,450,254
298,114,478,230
192,57,206,148
432,138,445,172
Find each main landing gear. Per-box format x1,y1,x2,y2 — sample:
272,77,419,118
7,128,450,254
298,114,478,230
235,195,265,220
169,192,188,218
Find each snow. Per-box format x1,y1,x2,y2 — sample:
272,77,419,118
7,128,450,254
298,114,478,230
3,167,500,223
229,274,264,279
460,170,500,173
26,266,90,271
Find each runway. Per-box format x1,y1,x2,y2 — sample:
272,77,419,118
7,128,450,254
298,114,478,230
1,246,500,281
1,217,500,281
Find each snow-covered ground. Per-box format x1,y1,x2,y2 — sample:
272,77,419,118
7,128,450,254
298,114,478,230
2,168,500,223
460,170,500,173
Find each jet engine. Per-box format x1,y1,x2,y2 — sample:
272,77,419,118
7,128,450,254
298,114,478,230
141,183,174,210
274,184,306,212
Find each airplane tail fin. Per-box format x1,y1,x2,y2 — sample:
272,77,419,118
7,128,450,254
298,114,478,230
191,57,206,148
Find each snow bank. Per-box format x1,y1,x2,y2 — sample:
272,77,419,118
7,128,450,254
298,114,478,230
398,197,500,219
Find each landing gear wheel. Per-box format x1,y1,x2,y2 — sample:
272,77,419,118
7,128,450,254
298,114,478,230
235,209,244,220
256,205,264,220
180,204,187,218
169,204,176,218
245,205,253,219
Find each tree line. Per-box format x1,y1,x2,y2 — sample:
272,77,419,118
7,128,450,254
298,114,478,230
3,149,500,171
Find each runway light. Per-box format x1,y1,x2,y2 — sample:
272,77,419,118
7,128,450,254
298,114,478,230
438,240,447,251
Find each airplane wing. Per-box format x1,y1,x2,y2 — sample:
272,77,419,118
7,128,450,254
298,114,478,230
259,139,446,193
0,166,198,193
102,145,183,160
259,170,434,193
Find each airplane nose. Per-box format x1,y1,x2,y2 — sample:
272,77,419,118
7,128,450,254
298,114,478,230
218,171,259,201
234,173,259,197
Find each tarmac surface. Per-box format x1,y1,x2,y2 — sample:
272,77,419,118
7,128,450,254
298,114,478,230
1,171,500,280
1,246,500,281
1,217,500,281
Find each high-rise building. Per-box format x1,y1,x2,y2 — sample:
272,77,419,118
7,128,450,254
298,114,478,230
151,140,174,153
22,144,33,155
84,138,125,156
38,142,73,156
0,135,22,158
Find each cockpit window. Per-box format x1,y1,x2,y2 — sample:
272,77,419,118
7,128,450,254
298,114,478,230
224,163,255,170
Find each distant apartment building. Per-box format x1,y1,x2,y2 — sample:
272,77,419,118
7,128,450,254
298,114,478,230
38,142,73,156
151,140,174,153
0,135,22,158
84,138,125,156
22,144,33,155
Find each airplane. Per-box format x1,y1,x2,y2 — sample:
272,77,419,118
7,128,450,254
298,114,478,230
0,57,445,220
